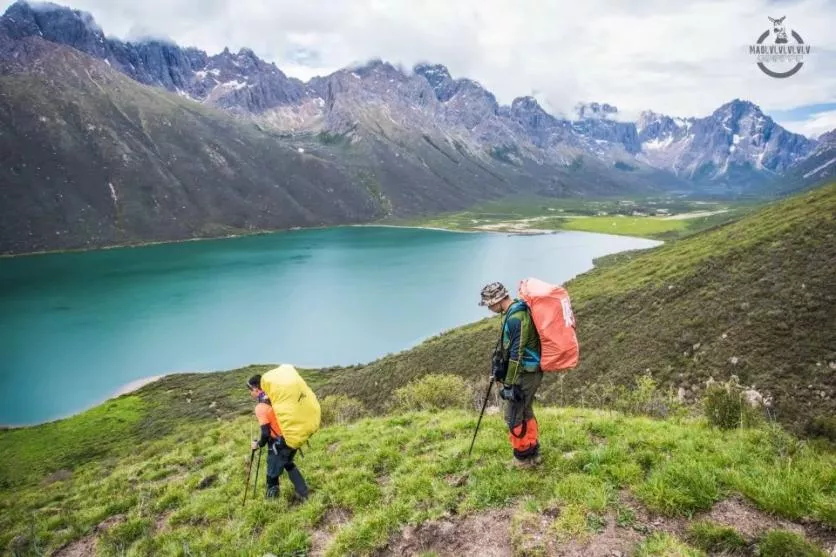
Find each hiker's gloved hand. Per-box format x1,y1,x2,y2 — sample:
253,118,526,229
499,384,523,402
491,352,508,382
251,439,259,451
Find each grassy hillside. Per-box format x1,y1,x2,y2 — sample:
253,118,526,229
2,401,835,556
2,183,835,556
322,183,836,435
0,366,325,489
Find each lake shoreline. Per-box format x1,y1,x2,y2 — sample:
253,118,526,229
0,221,557,260
0,374,171,430
112,374,168,397
1,226,662,427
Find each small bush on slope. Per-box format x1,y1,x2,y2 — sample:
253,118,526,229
320,395,368,426
391,373,473,412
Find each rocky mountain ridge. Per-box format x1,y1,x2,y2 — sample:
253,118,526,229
2,0,826,191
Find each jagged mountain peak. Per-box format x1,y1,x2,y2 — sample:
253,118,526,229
413,62,456,101
345,57,406,77
636,110,688,143
511,95,544,111
711,99,768,123
818,129,836,144
0,1,822,193
4,0,93,22
413,62,451,81
637,98,815,184
1,0,104,43
718,98,760,110
413,62,496,107
1,3,305,112
575,102,618,120
638,109,674,124
506,95,563,135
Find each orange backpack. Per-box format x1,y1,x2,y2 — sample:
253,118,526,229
518,277,579,372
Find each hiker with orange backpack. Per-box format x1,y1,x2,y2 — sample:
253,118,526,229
479,279,579,468
247,374,309,501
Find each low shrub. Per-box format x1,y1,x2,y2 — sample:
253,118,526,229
702,375,765,430
320,395,368,426
391,374,472,412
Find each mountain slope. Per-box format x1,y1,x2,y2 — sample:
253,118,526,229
0,8,676,255
319,182,836,434
0,36,579,254
0,36,386,254
783,129,836,192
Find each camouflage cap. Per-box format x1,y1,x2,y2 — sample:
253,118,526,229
479,281,509,306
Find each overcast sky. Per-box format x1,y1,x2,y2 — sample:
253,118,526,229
5,0,836,137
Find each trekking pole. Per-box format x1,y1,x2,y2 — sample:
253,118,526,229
468,378,494,457
242,448,256,507
252,445,263,499
468,311,509,458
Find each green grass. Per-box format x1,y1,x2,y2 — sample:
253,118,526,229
757,530,829,557
2,403,835,556
0,396,146,490
0,365,325,488
549,215,689,237
388,194,756,240
634,532,705,556
685,521,748,554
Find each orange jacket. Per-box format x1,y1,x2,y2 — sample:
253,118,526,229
255,399,282,446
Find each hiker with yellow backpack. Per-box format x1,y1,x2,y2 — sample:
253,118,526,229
478,278,579,468
246,364,321,501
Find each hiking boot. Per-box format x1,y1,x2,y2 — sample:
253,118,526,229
530,447,543,466
266,486,279,499
511,456,536,469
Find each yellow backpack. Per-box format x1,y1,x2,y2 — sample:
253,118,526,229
259,364,321,450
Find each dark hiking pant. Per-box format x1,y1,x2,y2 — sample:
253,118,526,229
265,442,308,499
504,370,543,460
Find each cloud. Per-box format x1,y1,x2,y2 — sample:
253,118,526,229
3,0,835,128
779,109,836,138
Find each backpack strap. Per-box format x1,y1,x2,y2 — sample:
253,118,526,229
496,309,512,353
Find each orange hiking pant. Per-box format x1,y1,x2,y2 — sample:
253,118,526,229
504,370,543,459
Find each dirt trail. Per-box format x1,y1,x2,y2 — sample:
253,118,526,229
376,510,513,557
310,508,353,557
371,494,836,557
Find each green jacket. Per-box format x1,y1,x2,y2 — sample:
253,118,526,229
502,299,542,385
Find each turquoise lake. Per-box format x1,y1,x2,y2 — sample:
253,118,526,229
0,226,661,426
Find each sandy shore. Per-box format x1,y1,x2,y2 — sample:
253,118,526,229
348,223,478,234
662,210,729,220
111,375,167,397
